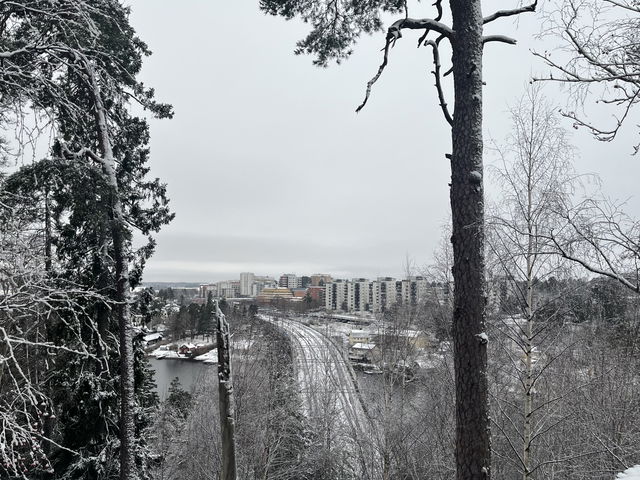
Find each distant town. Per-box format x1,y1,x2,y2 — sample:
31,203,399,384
143,272,456,314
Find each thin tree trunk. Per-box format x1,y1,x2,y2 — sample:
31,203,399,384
449,2,491,479
83,57,136,480
523,110,536,480
44,186,52,273
215,300,237,480
523,263,533,480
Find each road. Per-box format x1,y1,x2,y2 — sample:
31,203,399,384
260,314,378,478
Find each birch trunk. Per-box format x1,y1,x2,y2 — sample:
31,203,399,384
449,1,491,478
523,99,538,480
215,300,237,480
523,267,534,480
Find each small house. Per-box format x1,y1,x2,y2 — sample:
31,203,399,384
178,343,196,355
349,342,378,363
143,332,163,346
349,329,373,345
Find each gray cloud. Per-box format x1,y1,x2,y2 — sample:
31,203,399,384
129,0,640,283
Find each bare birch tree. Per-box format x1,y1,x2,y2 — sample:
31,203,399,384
487,87,580,480
551,198,640,295
535,0,640,153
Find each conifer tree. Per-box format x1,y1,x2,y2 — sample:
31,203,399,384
0,1,172,478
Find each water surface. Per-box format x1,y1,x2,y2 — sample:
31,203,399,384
148,357,215,401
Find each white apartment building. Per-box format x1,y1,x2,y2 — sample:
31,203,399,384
239,272,255,296
400,276,431,306
348,278,371,312
251,276,278,297
325,276,442,313
325,279,349,311
200,280,240,299
371,277,400,312
279,273,302,289
199,283,218,298
217,280,240,298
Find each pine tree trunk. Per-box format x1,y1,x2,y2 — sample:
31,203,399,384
449,2,491,478
215,301,237,480
83,58,137,480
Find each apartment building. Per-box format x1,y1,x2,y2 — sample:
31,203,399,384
217,280,240,298
326,279,349,311
251,276,278,297
325,276,445,313
239,272,255,296
199,280,240,299
279,273,302,289
310,274,333,286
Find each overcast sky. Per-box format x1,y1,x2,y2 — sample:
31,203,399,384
127,1,640,283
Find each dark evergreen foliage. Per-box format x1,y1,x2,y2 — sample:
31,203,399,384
0,1,172,478
259,0,404,66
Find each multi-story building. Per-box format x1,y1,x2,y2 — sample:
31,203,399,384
199,283,218,298
371,277,399,313
251,276,278,297
279,273,302,289
325,276,444,313
216,280,240,299
255,287,294,305
239,272,255,296
201,274,276,300
306,285,325,304
349,278,371,312
311,274,333,286
399,276,430,306
326,279,349,311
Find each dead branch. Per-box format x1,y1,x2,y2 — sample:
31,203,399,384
483,1,538,25
356,17,453,112
483,35,517,45
425,39,453,125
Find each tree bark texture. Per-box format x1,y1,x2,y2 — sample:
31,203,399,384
84,59,136,480
215,301,237,480
449,2,491,479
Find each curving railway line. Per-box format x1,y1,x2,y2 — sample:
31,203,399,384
259,314,379,479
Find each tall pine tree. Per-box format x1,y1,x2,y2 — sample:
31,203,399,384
0,1,172,478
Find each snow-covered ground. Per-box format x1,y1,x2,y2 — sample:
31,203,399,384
617,466,640,479
193,349,218,364
149,347,182,359
148,334,216,361
148,334,254,363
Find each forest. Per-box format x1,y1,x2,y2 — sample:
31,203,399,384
1,1,640,480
